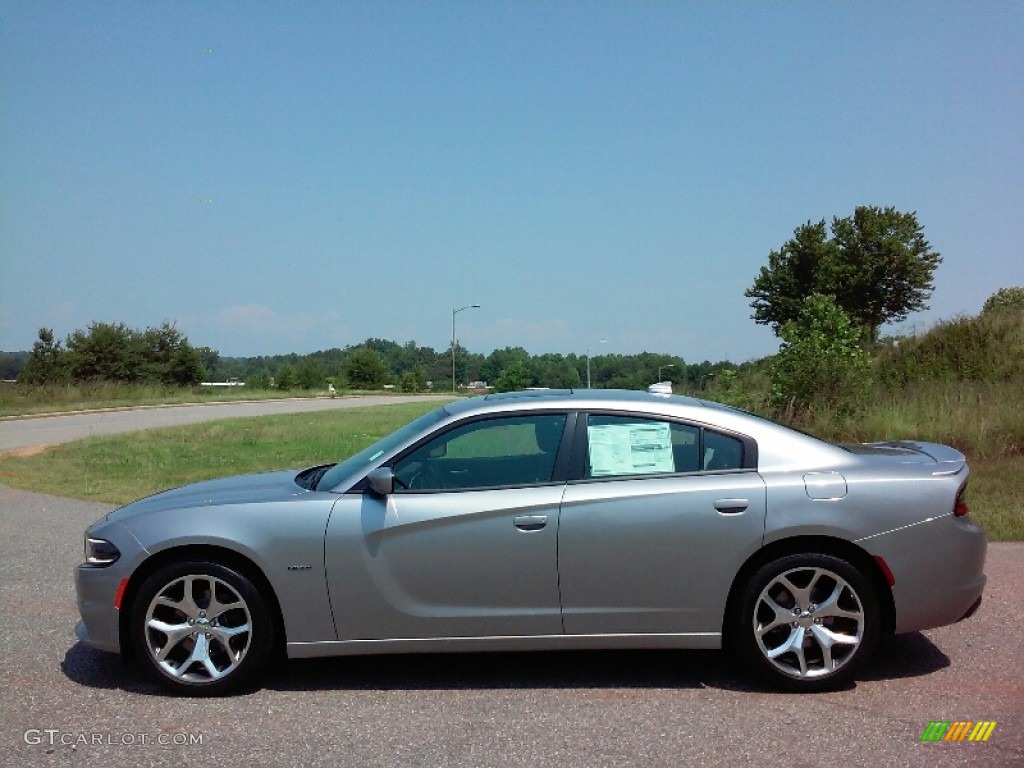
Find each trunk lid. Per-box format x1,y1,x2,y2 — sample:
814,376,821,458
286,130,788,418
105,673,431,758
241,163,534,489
843,440,967,473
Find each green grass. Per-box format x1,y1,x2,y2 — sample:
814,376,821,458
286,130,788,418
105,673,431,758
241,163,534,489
966,458,1023,542
0,401,443,504
800,381,1024,460
0,381,411,418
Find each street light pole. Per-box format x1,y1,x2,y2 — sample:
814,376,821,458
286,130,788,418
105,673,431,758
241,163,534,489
658,363,675,382
452,304,480,394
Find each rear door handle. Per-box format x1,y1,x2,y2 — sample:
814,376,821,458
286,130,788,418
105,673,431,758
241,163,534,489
514,514,548,531
713,498,748,514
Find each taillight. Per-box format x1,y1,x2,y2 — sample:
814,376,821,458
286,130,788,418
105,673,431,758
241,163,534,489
954,483,969,517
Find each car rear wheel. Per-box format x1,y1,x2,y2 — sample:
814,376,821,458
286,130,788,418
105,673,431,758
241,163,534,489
131,561,274,696
733,553,880,692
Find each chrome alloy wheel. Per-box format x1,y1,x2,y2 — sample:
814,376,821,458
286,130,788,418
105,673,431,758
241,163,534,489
753,565,865,679
144,574,253,683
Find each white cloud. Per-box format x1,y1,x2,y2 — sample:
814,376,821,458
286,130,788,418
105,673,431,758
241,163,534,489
212,304,351,354
462,317,574,353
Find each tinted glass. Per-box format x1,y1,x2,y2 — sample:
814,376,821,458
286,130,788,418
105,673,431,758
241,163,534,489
317,406,448,491
703,429,744,470
394,413,567,491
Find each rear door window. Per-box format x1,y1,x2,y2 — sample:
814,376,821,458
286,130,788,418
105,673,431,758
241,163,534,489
584,414,745,479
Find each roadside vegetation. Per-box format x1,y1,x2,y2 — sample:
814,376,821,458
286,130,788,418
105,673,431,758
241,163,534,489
1,206,1020,538
0,381,414,418
0,305,1020,539
707,263,1023,541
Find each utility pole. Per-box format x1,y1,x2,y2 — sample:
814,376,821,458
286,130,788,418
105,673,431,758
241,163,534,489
452,304,480,393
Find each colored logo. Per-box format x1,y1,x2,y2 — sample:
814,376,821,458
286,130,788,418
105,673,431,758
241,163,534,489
921,721,997,742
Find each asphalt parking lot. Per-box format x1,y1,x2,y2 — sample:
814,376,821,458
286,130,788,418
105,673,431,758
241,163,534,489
1,482,1021,768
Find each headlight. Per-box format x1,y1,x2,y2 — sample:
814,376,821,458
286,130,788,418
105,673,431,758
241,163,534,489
84,537,120,566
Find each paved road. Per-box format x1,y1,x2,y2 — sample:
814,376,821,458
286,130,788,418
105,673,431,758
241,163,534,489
0,395,453,454
0,398,1020,767
0,481,1020,767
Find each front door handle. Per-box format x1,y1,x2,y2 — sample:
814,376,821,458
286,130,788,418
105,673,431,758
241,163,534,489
713,498,748,514
513,514,548,531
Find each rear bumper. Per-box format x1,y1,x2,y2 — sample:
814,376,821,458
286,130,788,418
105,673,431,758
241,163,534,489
859,513,987,634
958,595,983,623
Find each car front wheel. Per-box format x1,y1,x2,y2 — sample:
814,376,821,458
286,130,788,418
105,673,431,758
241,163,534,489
131,560,274,696
733,553,880,692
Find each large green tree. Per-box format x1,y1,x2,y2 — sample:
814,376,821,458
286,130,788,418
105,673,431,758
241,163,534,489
494,360,533,392
61,321,206,385
746,206,941,342
18,328,68,385
343,347,389,389
66,322,140,381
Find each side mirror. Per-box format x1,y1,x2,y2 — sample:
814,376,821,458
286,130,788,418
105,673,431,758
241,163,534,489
366,467,394,496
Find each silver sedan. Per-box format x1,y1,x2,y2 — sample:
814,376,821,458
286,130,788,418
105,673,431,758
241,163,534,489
75,389,987,695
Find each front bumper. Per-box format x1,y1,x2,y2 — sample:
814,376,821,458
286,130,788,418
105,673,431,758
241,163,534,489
73,519,149,654
74,563,125,653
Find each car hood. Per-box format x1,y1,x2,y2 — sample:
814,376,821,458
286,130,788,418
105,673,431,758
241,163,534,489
105,469,308,523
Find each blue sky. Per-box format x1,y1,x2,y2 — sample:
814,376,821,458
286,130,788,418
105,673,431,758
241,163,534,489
2,2,1021,362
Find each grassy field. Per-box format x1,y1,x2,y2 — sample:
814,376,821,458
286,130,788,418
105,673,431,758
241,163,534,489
0,398,1018,540
0,401,441,502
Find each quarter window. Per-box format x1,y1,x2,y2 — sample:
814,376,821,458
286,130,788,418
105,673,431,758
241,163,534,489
703,429,744,471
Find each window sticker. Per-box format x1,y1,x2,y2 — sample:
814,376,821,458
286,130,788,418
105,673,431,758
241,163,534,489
588,421,674,476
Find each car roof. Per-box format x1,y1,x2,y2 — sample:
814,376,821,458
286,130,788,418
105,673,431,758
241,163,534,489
441,389,853,472
444,388,706,415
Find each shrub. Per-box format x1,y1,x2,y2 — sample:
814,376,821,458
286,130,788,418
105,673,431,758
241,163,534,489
875,311,1024,386
981,286,1024,315
769,294,869,418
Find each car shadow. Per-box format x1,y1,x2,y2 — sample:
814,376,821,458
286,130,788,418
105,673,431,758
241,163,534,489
861,632,952,681
61,632,950,696
265,648,750,693
61,642,163,695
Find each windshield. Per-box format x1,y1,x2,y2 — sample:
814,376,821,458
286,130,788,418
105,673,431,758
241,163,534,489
315,406,449,491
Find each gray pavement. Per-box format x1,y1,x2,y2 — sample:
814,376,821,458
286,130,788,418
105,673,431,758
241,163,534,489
0,481,1020,767
0,398,1021,767
0,395,453,454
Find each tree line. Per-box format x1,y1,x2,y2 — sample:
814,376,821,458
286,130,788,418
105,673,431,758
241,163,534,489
204,340,736,394
11,204,1016,411
8,326,739,394
15,323,206,387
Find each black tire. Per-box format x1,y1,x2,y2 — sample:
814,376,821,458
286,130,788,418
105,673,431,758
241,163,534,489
732,553,880,692
130,560,274,696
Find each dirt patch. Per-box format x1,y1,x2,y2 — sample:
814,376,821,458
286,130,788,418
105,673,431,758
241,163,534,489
1,443,56,458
